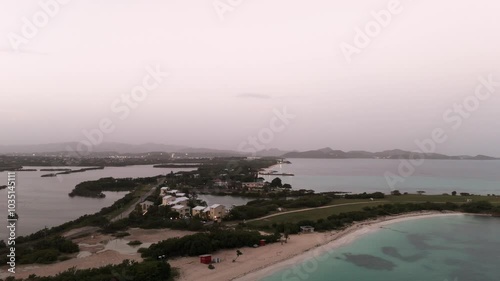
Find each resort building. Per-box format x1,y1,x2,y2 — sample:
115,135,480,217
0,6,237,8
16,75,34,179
242,182,265,189
161,195,175,206
140,200,154,212
172,205,191,217
192,206,207,218
169,197,190,207
213,179,228,187
300,226,315,233
191,204,227,220
207,204,226,220
160,187,169,196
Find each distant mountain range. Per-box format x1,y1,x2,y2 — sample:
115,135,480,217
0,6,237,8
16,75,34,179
282,147,498,160
0,143,497,160
0,142,242,156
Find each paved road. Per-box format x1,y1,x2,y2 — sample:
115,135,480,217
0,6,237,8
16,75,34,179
111,178,165,222
245,201,388,223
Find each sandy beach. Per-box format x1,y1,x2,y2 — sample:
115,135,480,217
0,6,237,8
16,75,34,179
0,228,196,279
0,212,464,280
235,211,464,281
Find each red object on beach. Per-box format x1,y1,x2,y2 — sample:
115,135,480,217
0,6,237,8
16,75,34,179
200,254,212,264
259,239,266,246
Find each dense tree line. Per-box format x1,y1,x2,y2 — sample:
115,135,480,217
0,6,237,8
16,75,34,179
68,177,144,197
165,158,278,188
102,205,205,233
261,201,500,233
142,229,280,260
343,192,385,199
227,195,332,220
0,236,79,265
0,260,172,281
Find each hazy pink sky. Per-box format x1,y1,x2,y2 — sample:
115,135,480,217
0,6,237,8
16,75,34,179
1,0,499,155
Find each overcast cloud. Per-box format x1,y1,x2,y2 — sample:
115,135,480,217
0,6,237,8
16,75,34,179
1,0,499,156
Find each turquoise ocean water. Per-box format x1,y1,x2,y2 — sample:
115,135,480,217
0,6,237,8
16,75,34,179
261,215,500,281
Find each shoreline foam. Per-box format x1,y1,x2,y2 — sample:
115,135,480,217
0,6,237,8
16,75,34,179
233,212,464,281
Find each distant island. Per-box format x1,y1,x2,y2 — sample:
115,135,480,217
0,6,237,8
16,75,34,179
282,148,499,160
0,142,498,164
41,167,104,177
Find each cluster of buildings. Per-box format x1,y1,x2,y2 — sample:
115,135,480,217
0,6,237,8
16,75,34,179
140,186,227,221
212,178,266,190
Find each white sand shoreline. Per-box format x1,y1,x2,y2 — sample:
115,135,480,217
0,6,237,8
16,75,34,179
233,211,465,281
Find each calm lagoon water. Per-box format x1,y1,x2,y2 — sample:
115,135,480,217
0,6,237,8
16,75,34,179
261,215,500,281
262,159,500,195
0,165,194,237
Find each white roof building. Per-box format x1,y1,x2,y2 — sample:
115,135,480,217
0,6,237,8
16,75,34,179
160,187,170,196
172,204,191,217
162,195,175,206
169,197,189,206
193,206,206,211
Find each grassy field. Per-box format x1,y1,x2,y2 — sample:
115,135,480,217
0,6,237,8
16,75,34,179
247,194,500,228
385,194,500,203
248,202,384,228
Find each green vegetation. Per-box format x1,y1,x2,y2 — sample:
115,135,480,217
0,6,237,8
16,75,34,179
0,176,164,267
128,240,143,246
112,232,131,238
232,249,243,262
7,260,172,281
68,177,156,198
227,195,332,220
1,236,79,265
270,177,282,188
102,204,205,234
344,192,385,199
142,229,280,260
165,157,278,188
247,202,383,228
41,167,104,177
247,193,500,228
250,201,500,233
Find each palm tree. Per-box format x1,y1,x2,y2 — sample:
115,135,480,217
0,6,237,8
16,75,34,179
232,250,243,262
